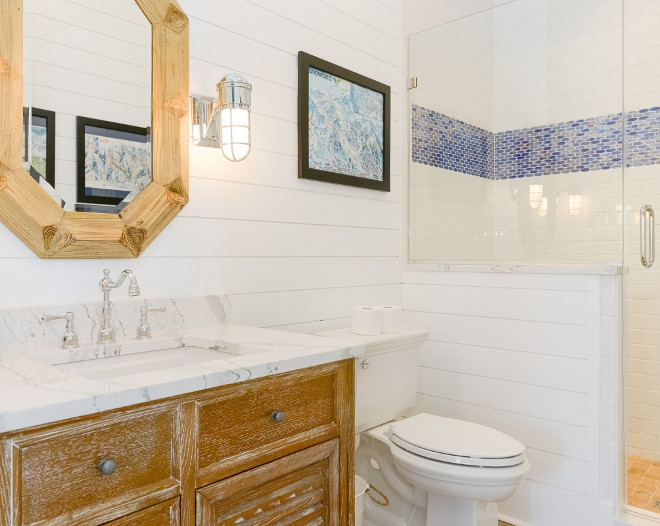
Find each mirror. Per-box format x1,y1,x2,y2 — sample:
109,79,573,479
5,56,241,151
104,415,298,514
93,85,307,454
0,0,189,258
23,0,152,214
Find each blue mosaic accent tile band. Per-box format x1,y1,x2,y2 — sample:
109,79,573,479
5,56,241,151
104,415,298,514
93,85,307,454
627,107,660,168
411,105,493,178
494,113,624,179
411,104,660,179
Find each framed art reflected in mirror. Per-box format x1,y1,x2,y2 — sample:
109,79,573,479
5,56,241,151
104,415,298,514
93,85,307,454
76,116,151,208
23,107,55,188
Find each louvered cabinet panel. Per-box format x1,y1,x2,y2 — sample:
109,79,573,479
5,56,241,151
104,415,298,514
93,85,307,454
196,439,339,526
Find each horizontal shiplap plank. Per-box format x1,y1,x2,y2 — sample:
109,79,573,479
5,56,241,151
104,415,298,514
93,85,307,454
406,311,593,359
30,37,148,86
204,256,401,295
404,283,591,324
31,62,148,114
182,178,401,230
29,4,148,60
147,218,400,258
420,341,589,393
319,0,402,38
418,368,589,426
184,0,401,84
231,284,401,327
500,478,605,526
524,448,589,496
29,83,146,124
244,0,400,65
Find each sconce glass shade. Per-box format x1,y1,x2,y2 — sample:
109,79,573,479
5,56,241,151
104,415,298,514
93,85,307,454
220,107,250,161
218,74,252,162
568,194,583,215
528,184,543,209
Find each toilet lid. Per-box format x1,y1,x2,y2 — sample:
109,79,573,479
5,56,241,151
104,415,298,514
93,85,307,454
389,413,526,467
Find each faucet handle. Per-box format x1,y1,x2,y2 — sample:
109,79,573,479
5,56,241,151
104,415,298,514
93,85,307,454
137,300,166,340
42,312,80,350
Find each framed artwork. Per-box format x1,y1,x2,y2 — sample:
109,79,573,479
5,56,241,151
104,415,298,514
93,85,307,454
23,107,56,187
298,51,390,192
76,116,151,205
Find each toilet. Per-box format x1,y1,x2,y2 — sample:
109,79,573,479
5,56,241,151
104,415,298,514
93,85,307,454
317,326,530,526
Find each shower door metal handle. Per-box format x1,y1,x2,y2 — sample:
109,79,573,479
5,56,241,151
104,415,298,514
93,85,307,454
641,204,655,268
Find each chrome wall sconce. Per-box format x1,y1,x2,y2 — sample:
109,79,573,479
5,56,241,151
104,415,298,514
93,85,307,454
191,74,252,162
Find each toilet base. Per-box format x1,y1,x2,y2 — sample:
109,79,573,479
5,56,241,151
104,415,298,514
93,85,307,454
427,495,498,526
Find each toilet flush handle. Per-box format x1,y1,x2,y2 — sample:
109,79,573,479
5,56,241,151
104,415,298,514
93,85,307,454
360,359,370,370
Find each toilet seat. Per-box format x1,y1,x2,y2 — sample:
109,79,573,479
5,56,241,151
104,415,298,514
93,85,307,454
389,413,526,468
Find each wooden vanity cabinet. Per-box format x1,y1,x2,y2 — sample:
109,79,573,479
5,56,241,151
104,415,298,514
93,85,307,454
0,360,354,526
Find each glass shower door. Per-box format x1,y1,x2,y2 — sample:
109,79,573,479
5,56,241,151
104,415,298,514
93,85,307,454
623,0,660,515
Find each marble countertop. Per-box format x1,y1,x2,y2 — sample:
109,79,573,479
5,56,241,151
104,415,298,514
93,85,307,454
0,324,364,434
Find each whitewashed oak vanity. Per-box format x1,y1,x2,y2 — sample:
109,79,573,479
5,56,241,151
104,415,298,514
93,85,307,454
0,298,361,526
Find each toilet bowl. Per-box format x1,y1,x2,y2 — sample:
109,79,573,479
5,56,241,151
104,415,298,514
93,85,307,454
317,326,530,526
358,416,529,526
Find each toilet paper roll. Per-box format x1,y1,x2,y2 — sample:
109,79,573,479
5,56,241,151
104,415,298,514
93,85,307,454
352,306,382,335
376,305,403,333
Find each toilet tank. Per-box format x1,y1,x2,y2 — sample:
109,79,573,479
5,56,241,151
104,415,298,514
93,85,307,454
317,327,429,432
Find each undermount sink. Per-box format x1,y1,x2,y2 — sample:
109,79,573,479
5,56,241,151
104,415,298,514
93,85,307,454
53,345,236,380
26,325,310,382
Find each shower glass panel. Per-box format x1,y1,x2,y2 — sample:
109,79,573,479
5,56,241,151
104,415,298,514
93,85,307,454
409,0,624,264
623,0,660,515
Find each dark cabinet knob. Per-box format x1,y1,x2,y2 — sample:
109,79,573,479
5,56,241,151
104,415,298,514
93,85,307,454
271,411,286,423
98,459,117,475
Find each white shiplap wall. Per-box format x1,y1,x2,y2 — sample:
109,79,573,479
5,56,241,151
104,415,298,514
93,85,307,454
0,0,404,333
403,269,621,526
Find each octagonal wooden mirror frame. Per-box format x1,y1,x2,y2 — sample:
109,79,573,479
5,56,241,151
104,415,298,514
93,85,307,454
0,0,189,258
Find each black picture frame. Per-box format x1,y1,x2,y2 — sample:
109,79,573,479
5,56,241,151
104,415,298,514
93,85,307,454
23,107,56,187
76,116,151,206
298,51,390,192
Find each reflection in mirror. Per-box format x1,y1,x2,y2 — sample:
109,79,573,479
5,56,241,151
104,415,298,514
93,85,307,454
22,106,63,206
23,0,152,214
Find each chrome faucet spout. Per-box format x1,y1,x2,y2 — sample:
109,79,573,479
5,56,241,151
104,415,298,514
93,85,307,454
101,269,140,295
98,269,140,344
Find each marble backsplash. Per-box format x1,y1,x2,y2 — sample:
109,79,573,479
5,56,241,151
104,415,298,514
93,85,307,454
0,295,230,352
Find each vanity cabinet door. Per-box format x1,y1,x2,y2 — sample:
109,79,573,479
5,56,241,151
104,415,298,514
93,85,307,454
196,439,339,526
102,498,180,526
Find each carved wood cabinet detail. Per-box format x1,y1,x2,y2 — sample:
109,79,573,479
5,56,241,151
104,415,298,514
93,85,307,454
0,361,355,526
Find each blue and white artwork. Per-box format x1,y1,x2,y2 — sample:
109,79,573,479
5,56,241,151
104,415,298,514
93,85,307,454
84,126,151,200
308,66,384,181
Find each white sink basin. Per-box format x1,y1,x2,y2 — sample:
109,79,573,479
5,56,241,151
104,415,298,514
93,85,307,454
55,345,235,380
26,325,315,382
